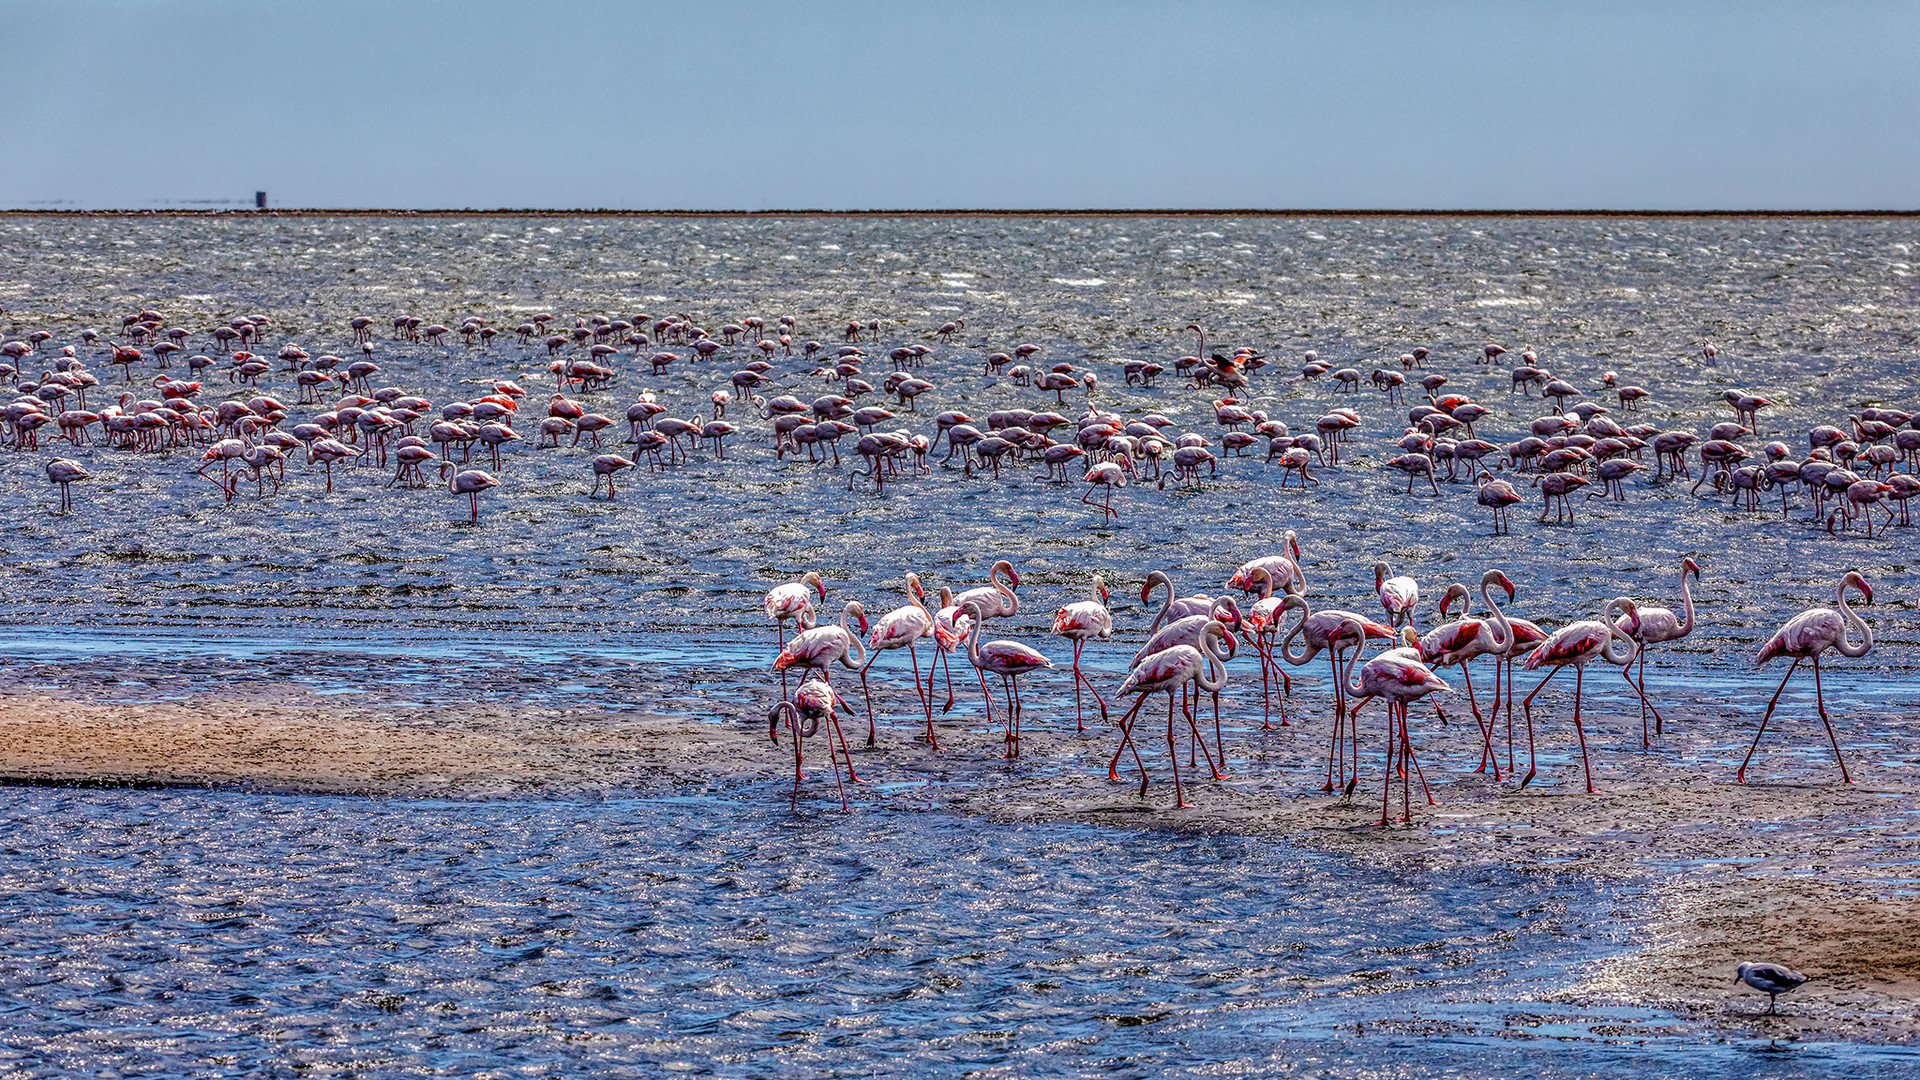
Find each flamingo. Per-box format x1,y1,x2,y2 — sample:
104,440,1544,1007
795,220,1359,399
1236,566,1297,730
952,559,1020,621
1275,593,1397,792
775,601,871,777
1519,597,1639,791
765,571,827,652
1051,575,1113,732
861,573,936,747
960,598,1053,758
590,453,635,498
1738,571,1872,784
45,458,88,512
1133,573,1242,770
767,679,851,809
928,585,975,713
1412,569,1515,778
1477,472,1524,534
443,466,500,522
1339,615,1453,825
1111,618,1233,808
1081,458,1129,521
1614,557,1700,746
1374,561,1419,628
1225,530,1306,596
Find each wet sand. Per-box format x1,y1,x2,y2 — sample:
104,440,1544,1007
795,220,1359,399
1,685,1915,1044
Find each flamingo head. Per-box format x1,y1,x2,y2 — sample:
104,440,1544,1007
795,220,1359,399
1843,571,1873,604
1141,571,1168,604
1683,556,1700,579
803,570,826,601
1438,583,1469,618
1487,569,1517,601
909,573,926,603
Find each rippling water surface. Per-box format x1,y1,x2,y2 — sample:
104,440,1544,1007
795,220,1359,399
2,214,1918,1072
4,789,1911,1078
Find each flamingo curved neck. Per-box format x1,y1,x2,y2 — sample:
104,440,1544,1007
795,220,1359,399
1145,572,1175,637
991,564,1018,619
1481,575,1512,653
1677,564,1696,637
1277,597,1312,665
1837,581,1872,658
1195,627,1230,693
1600,598,1638,665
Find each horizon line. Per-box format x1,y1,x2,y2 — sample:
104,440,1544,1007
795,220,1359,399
5,207,1920,219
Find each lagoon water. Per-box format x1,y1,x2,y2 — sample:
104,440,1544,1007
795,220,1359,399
0,214,1917,1073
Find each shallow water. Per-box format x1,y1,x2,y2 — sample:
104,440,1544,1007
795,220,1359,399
2,214,1919,1071
3,788,1913,1079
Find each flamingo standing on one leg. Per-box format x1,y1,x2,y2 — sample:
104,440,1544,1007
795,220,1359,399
1339,615,1453,825
861,573,936,747
1614,556,1700,747
1738,571,1872,784
1519,597,1639,792
1051,575,1113,732
1111,619,1234,808
960,598,1052,758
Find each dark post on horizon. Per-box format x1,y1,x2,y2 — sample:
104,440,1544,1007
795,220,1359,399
255,191,267,209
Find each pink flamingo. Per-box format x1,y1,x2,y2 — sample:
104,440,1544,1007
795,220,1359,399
446,467,500,522
961,598,1053,758
1082,459,1129,521
45,458,88,512
928,586,975,713
1111,619,1233,808
1133,572,1242,771
1226,530,1306,596
307,438,357,492
1738,571,1872,784
1374,560,1419,628
1613,557,1699,746
1275,593,1398,793
765,571,826,650
1237,567,1297,730
1519,597,1639,791
1339,615,1453,825
767,677,852,809
861,573,936,747
775,601,870,778
1412,569,1515,778
1051,575,1113,731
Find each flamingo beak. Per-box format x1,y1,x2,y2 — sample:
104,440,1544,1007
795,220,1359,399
1007,569,1020,589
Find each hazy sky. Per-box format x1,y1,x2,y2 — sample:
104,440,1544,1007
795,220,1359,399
7,0,1919,210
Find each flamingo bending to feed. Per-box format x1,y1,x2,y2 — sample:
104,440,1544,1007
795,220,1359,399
767,678,851,809
1738,571,1872,784
861,573,936,747
1339,615,1453,824
1412,570,1515,778
1111,618,1234,808
1374,560,1419,628
1614,557,1699,746
1226,530,1306,597
1051,575,1113,731
775,601,870,778
1520,597,1639,792
961,598,1053,758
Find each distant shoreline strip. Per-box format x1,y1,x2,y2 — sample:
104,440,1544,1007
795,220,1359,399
3,207,1919,219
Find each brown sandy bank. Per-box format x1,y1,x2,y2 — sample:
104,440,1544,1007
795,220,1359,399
0,691,1914,1042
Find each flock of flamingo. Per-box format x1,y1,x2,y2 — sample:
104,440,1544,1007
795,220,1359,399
763,550,1876,819
2,312,1916,541
0,308,1904,818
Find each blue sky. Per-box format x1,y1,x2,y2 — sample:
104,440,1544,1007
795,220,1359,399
6,0,1918,210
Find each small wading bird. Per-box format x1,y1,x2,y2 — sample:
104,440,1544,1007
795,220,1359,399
1051,575,1113,732
1735,961,1808,1015
1738,571,1872,784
